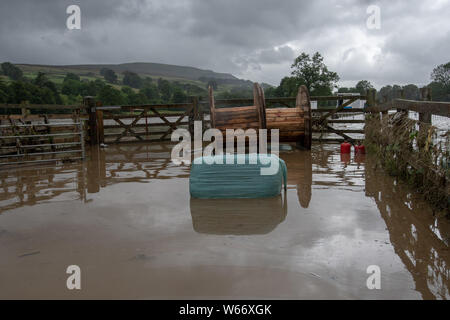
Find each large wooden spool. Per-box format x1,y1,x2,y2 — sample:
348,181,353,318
209,84,312,150
266,85,312,149
209,83,266,134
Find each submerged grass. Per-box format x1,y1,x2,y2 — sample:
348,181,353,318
365,113,449,216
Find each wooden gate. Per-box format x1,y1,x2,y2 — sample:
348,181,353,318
84,98,199,145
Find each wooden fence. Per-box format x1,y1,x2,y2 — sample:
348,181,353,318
0,105,85,166
0,86,448,152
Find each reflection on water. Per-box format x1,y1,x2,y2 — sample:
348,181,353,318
0,142,449,299
190,197,287,235
365,156,450,299
0,144,189,214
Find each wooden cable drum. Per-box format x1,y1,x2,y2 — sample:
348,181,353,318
209,83,266,134
209,84,312,150
266,85,312,149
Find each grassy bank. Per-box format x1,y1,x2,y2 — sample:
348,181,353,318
365,113,449,216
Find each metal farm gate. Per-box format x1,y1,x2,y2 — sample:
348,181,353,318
0,115,85,167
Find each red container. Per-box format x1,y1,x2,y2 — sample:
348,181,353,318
355,145,366,154
340,142,351,154
340,153,351,164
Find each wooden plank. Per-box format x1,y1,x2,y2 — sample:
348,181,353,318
215,117,258,125
103,121,189,130
367,99,450,117
0,104,82,110
395,99,450,118
279,131,305,137
215,106,257,113
159,105,194,140
266,116,305,123
216,122,260,130
312,108,365,113
316,97,358,124
111,111,146,143
102,113,188,120
209,86,216,128
0,114,87,120
215,109,258,116
313,129,364,134
104,130,184,138
327,120,366,123
101,103,193,110
85,97,98,145
324,125,356,143
266,109,303,116
313,137,346,143
267,121,305,127
206,95,366,106
96,109,104,144
253,83,266,129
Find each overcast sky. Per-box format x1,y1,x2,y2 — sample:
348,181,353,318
0,0,449,89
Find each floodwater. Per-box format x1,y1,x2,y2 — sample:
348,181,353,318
0,142,449,299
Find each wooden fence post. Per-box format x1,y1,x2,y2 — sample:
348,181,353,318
20,101,29,117
366,89,376,110
419,87,432,124
84,96,98,146
96,101,104,145
189,96,199,136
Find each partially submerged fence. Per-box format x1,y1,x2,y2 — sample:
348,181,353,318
200,93,368,144
84,97,201,145
365,88,449,213
0,86,448,153
0,105,85,166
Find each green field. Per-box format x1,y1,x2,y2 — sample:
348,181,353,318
12,63,250,96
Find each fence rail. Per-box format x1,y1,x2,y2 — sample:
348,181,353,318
0,86,448,151
0,107,85,167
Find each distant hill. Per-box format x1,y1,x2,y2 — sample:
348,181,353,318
17,62,239,82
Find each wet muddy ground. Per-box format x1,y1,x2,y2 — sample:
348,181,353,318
0,142,449,299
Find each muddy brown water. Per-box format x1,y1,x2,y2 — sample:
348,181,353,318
0,142,448,299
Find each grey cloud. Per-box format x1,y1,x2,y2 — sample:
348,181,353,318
0,0,449,88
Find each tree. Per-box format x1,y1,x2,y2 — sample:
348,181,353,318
392,84,403,99
142,77,153,87
100,68,118,84
0,78,8,103
402,84,420,100
64,73,80,82
431,62,450,87
290,52,339,96
377,85,393,102
33,72,49,87
140,83,159,102
355,80,373,95
428,81,450,102
157,78,172,102
9,81,33,103
1,62,23,80
121,86,147,104
61,79,81,96
97,85,125,105
122,71,142,88
264,86,277,98
337,87,356,94
172,87,187,103
274,76,303,97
